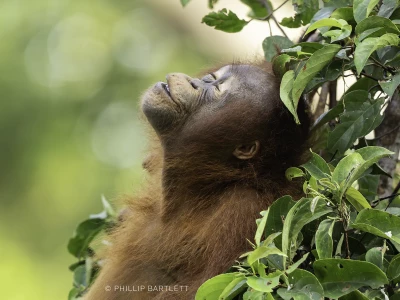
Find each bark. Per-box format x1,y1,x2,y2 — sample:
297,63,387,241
313,82,329,123
375,92,400,197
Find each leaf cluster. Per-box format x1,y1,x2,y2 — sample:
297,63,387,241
67,196,116,300
197,147,400,300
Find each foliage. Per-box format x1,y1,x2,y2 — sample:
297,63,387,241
68,0,400,299
67,196,116,299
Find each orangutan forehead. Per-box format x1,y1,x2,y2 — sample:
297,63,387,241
196,59,273,77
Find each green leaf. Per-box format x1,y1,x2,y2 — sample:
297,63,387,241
282,198,332,260
355,16,400,40
281,14,302,28
327,91,385,154
73,265,87,288
310,196,322,213
318,178,338,191
243,290,272,300
208,0,219,9
354,33,400,75
248,246,287,266
345,186,371,212
380,72,400,97
68,218,106,258
263,232,283,247
280,70,300,124
301,150,331,180
101,195,116,217
218,276,247,300
331,7,354,22
90,195,116,219
316,219,335,259
335,234,345,258
292,44,341,106
312,102,344,131
339,290,369,300
365,247,384,270
353,0,380,23
180,0,191,7
68,287,84,300
358,174,380,200
332,153,365,187
287,252,310,273
324,0,352,8
195,273,238,300
323,25,352,42
240,0,271,19
390,293,400,300
387,253,400,280
313,259,389,298
352,208,400,245
304,59,344,93
346,77,377,94
277,269,324,300
264,196,296,250
280,0,319,28
285,167,304,181
356,146,394,161
272,54,291,79
246,272,281,292
305,18,346,35
255,209,269,246
202,9,248,33
69,261,84,272
332,147,393,195
263,36,294,62
378,0,399,18
282,45,302,53
310,6,336,23
296,42,325,54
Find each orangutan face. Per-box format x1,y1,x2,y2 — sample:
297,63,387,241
141,64,281,159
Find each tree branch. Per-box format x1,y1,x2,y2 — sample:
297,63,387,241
259,0,290,21
313,82,329,122
260,0,289,38
360,71,379,81
329,80,337,109
271,15,289,38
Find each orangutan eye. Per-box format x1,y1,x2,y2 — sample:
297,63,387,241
202,74,215,83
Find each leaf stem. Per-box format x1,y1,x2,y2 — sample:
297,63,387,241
260,0,289,38
344,227,351,259
360,71,379,81
370,56,395,75
369,124,400,141
380,193,400,201
259,0,290,21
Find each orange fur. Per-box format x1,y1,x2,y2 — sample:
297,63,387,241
85,62,309,300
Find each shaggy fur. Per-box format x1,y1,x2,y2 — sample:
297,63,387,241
85,62,310,300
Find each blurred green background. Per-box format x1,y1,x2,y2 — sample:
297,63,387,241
0,0,218,299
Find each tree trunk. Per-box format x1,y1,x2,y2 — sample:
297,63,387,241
375,92,400,197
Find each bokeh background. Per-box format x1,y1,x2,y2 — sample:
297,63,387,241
0,0,300,299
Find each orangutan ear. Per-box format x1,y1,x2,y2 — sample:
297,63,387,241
233,141,260,160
